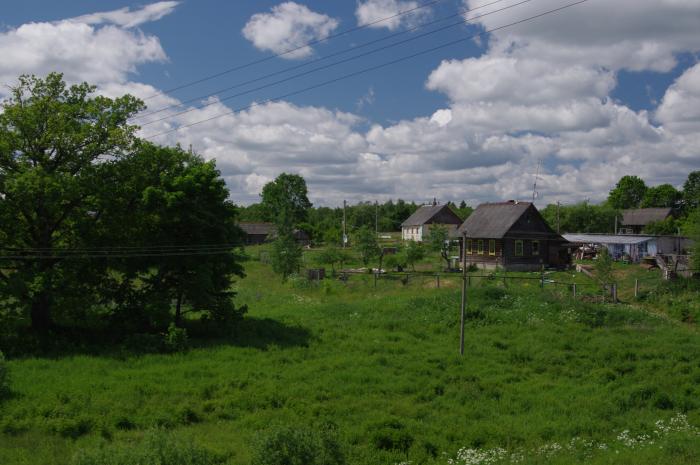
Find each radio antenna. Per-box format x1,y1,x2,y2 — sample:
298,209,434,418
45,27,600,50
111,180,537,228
532,159,541,203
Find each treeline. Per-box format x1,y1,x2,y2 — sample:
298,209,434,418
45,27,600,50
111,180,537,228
541,173,700,235
240,199,473,243
0,74,246,353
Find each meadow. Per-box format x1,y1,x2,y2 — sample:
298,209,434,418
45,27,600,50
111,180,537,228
1,247,699,464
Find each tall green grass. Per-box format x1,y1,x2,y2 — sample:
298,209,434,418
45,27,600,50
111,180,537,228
1,260,699,464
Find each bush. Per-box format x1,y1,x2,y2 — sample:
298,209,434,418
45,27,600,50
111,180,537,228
164,323,189,353
72,429,221,465
0,350,9,399
368,420,414,454
252,424,345,465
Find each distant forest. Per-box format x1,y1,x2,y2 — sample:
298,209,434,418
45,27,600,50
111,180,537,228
239,171,700,242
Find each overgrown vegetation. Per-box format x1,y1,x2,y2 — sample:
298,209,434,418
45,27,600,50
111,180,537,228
0,350,9,399
72,430,223,465
1,257,699,465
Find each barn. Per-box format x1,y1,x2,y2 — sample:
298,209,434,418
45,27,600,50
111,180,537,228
239,222,276,245
458,201,570,271
620,208,673,234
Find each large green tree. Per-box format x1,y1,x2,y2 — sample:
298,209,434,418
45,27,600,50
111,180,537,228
683,171,700,211
261,173,312,229
641,184,681,208
608,175,647,210
541,201,618,233
114,144,246,328
0,73,143,335
261,174,311,281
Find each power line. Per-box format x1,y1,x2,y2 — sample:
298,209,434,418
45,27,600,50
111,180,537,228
141,0,447,101
0,250,239,260
133,0,516,121
137,0,534,128
1,244,240,252
143,0,588,140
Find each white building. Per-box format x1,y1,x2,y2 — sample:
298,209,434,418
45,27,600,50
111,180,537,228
401,203,462,242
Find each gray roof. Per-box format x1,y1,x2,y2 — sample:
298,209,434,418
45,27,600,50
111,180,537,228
563,234,654,245
401,204,461,227
238,223,276,236
621,208,672,226
457,201,532,238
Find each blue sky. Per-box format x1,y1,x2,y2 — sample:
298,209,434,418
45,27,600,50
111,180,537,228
2,0,700,206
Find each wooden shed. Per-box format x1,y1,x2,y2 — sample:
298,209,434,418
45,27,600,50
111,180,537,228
458,201,570,271
620,208,673,234
239,222,276,245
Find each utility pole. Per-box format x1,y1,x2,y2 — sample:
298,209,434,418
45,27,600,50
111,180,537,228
375,200,378,236
556,201,561,234
342,200,347,248
459,232,467,356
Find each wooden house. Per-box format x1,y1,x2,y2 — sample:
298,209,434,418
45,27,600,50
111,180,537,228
401,202,463,242
238,222,310,246
458,201,570,271
239,222,276,245
620,208,673,234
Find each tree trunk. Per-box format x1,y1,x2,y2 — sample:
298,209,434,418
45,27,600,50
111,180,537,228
175,289,184,327
30,290,53,335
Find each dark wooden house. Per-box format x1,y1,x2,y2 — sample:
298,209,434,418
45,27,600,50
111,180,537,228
401,202,463,242
239,222,276,245
238,222,310,246
620,208,673,234
458,201,570,271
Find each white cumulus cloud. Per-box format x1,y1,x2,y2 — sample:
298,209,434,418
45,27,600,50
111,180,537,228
242,2,339,59
72,1,179,28
355,0,432,30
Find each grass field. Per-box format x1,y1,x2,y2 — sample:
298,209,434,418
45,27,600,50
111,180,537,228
1,247,699,464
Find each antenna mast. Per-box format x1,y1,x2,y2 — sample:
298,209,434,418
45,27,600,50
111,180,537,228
532,159,541,203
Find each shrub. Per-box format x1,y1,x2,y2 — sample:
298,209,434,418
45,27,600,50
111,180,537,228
368,420,414,454
0,350,9,399
164,323,189,353
72,429,221,465
252,424,345,465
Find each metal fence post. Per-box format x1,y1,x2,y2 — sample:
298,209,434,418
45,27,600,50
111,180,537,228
634,279,639,298
572,283,577,297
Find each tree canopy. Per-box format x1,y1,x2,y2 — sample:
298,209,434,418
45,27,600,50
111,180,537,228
608,175,647,210
0,73,246,349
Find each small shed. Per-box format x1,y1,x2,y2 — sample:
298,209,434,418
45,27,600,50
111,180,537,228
459,201,569,271
620,208,672,234
401,202,462,242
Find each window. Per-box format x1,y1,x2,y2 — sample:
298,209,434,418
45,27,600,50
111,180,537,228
532,240,540,256
466,239,472,254
477,240,484,254
515,240,524,256
489,240,496,256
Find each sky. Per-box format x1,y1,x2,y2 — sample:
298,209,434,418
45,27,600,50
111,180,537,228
1,0,700,208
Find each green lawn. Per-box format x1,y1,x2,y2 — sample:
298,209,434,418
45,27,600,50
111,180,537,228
1,252,699,464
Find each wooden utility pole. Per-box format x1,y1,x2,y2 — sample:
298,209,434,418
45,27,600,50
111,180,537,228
459,233,467,356
342,200,347,248
556,201,561,234
375,201,379,236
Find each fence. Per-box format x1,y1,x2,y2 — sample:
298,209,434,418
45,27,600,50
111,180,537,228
303,268,664,303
